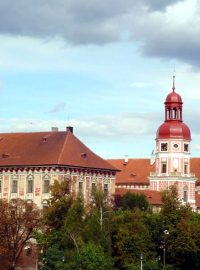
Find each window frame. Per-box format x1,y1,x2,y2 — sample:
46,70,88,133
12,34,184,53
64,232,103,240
161,142,168,152
161,162,167,173
12,180,18,193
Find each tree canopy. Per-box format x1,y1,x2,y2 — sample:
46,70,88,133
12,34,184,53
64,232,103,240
35,184,200,270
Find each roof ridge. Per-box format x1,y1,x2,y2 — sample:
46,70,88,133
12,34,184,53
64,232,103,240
57,131,70,164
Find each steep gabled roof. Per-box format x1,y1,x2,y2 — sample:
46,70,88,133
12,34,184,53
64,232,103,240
0,130,117,171
107,159,155,184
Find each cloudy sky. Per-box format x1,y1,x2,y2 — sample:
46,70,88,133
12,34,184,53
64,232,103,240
0,0,200,158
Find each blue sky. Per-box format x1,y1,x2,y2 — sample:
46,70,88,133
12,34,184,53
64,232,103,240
0,0,200,158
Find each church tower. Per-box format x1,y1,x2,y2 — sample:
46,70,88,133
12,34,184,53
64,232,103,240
149,77,196,208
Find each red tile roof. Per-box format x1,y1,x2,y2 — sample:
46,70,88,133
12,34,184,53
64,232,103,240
191,158,200,185
195,193,200,208
107,159,155,184
115,188,162,205
108,158,200,185
0,130,117,171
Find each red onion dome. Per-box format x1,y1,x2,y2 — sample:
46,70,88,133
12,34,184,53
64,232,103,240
165,91,182,104
156,121,191,140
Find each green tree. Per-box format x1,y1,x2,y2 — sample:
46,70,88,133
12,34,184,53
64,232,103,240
76,242,109,270
43,179,74,229
122,192,149,211
159,185,197,269
111,209,154,269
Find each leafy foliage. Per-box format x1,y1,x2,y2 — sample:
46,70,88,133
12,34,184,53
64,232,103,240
37,183,200,270
122,192,149,211
0,198,40,270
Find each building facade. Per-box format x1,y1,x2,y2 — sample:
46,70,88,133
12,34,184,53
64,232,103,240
0,127,117,208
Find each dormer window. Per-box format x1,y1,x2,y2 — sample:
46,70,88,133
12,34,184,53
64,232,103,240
161,143,168,151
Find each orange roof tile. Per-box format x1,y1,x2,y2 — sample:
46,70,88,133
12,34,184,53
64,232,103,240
115,188,162,205
0,130,117,171
191,158,200,185
108,158,200,185
195,192,200,208
107,159,155,184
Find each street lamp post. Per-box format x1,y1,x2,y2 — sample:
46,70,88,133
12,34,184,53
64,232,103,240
163,230,169,270
140,253,143,270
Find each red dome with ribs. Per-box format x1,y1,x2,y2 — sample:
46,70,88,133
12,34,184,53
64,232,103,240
156,121,191,140
157,77,191,141
165,91,182,104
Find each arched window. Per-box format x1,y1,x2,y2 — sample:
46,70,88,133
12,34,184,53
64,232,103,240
27,175,34,193
43,174,50,193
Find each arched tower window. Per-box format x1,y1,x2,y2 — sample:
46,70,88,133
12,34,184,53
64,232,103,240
173,108,177,119
167,108,171,120
164,77,183,122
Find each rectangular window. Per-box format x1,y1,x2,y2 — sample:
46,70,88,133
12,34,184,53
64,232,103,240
183,190,187,202
161,143,168,151
43,180,50,193
161,163,167,173
184,143,189,152
12,180,18,193
184,164,188,174
104,184,109,194
78,182,83,194
27,180,33,193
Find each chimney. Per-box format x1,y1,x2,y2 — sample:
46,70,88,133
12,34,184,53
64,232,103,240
124,155,129,165
51,127,58,132
66,126,73,133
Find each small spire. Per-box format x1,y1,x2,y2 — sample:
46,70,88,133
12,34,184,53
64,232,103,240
172,75,175,92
